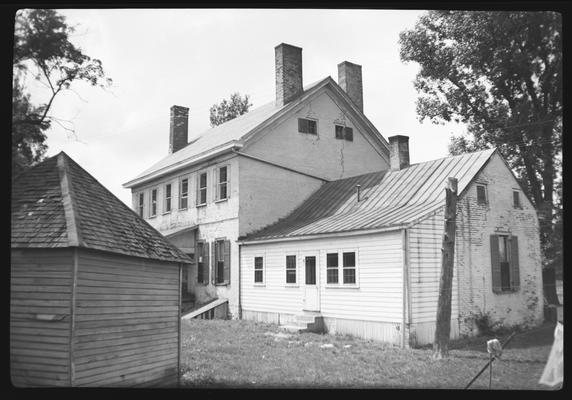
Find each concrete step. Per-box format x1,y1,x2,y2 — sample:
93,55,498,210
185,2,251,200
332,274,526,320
279,324,308,333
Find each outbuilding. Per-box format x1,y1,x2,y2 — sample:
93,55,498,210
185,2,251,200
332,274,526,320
11,152,191,387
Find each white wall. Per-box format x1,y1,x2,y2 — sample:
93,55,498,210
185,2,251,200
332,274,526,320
240,231,404,323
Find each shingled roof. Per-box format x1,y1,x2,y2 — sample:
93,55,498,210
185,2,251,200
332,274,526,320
11,152,191,264
241,148,497,242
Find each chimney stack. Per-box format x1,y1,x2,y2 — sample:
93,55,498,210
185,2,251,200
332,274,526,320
169,105,189,154
388,135,410,171
338,61,363,112
275,43,303,107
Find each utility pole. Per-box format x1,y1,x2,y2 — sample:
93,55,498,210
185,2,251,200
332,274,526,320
433,177,458,360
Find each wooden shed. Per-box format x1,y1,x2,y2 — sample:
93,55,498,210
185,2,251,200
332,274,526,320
10,152,191,387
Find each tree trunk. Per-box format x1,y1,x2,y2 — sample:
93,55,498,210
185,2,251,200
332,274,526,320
433,177,457,360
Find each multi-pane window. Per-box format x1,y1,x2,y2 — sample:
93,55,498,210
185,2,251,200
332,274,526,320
490,234,520,293
343,252,356,284
196,241,209,284
150,189,157,217
254,256,264,283
476,184,487,205
286,255,297,284
298,118,317,135
197,172,207,206
214,239,230,284
326,253,339,284
217,166,228,201
335,125,353,141
513,190,521,208
138,192,144,218
164,183,172,213
179,178,188,209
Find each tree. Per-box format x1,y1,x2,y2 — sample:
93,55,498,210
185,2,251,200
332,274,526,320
209,92,252,127
399,11,562,304
12,9,112,177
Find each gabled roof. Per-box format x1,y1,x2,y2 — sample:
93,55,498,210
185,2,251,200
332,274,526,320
123,76,389,188
11,152,191,264
241,148,497,242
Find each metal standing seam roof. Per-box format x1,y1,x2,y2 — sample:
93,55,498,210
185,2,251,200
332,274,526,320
242,148,497,241
11,152,192,264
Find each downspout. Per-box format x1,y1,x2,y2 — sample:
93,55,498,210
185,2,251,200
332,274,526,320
238,242,242,319
401,228,412,348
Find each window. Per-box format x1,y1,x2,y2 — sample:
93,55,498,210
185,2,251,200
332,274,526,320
513,190,521,208
343,252,356,284
326,253,339,284
213,239,230,285
150,188,157,217
476,184,487,205
196,241,209,284
254,256,264,283
286,255,297,284
490,234,520,293
335,125,353,141
138,192,144,218
164,183,172,213
298,118,317,135
179,178,189,209
197,172,207,206
216,166,229,201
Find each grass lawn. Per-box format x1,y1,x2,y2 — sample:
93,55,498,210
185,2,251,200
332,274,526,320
180,319,559,389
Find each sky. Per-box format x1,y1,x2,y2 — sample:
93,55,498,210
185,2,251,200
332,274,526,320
26,8,467,206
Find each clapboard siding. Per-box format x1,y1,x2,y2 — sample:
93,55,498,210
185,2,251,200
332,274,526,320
408,210,459,324
73,249,180,387
10,248,73,387
240,231,404,323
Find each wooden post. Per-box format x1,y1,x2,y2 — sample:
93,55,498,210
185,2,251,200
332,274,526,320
433,177,458,360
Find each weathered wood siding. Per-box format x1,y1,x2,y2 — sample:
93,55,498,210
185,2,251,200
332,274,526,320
73,249,180,387
10,248,73,387
240,231,404,327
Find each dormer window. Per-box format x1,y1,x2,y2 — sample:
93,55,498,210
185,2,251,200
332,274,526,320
150,188,157,217
164,183,172,213
335,125,353,141
138,192,144,218
298,118,317,135
476,184,488,205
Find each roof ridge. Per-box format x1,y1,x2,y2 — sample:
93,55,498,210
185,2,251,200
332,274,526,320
56,152,83,247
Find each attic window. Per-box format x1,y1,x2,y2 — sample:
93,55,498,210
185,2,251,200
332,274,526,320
513,190,521,208
298,118,317,135
138,192,144,218
335,125,353,141
476,184,488,205
150,188,158,217
164,183,172,213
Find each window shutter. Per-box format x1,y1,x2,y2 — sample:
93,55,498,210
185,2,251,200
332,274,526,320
213,168,219,201
490,235,501,293
211,241,216,285
223,240,231,284
510,236,520,291
196,174,200,205
226,165,231,199
203,242,210,285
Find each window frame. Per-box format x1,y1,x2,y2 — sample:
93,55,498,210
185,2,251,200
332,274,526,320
213,238,230,285
197,171,208,206
476,184,488,205
137,192,145,218
512,189,521,209
179,176,189,210
196,240,209,285
163,183,172,214
334,124,353,141
326,252,339,284
215,165,229,202
325,249,359,288
490,234,520,294
298,117,318,135
285,254,298,286
150,188,158,218
254,255,265,286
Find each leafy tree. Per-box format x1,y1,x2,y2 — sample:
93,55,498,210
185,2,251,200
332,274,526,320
400,11,562,305
12,9,112,177
209,92,252,127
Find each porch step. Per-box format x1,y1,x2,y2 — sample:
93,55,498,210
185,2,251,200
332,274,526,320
279,312,324,333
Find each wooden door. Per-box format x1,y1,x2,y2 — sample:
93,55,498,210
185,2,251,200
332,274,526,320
303,255,320,311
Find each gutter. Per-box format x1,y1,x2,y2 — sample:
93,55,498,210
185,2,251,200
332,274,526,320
238,224,406,246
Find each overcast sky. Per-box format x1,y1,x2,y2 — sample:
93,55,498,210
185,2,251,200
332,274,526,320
28,8,467,206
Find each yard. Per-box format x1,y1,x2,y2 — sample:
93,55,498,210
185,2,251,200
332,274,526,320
180,318,560,389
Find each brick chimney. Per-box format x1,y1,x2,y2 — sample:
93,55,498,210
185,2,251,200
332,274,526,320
338,61,363,112
388,135,410,171
169,105,189,154
275,43,303,107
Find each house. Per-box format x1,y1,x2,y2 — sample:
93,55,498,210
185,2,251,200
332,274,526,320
10,152,191,387
123,43,391,316
238,143,544,346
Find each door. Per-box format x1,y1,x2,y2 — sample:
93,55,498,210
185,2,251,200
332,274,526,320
303,255,320,311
